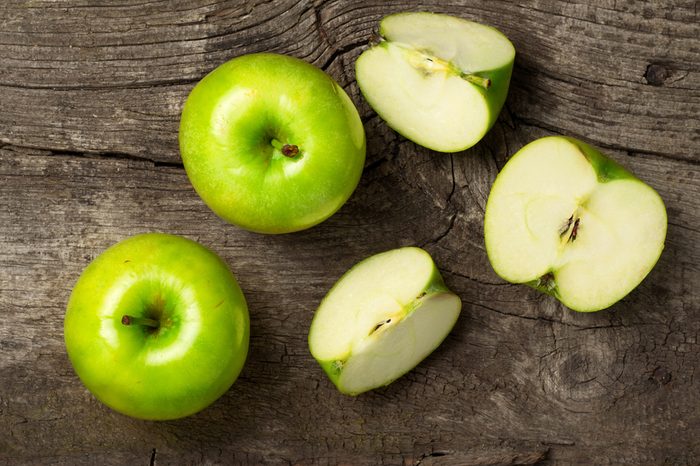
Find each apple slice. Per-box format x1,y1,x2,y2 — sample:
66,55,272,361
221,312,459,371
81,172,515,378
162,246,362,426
355,12,515,152
308,247,461,395
484,136,667,312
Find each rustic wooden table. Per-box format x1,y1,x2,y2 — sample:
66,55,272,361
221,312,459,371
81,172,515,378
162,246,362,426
1,1,698,464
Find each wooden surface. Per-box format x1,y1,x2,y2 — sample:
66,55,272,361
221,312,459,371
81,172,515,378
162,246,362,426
1,1,698,464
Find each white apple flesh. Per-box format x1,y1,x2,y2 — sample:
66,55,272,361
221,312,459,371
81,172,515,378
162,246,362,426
308,247,461,395
356,12,515,152
484,136,667,312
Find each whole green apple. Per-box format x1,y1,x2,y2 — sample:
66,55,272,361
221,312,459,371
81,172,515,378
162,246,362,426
356,12,515,152
179,53,366,234
64,233,249,420
484,136,667,312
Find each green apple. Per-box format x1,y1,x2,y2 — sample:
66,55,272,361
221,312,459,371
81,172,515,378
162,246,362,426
308,247,461,395
64,233,249,420
355,12,515,152
484,136,667,312
179,53,366,234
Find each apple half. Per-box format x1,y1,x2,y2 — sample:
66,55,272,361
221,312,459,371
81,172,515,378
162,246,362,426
308,247,461,395
484,136,667,312
355,12,515,152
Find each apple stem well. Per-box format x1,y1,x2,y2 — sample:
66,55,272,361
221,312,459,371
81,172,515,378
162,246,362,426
270,138,300,158
121,314,160,329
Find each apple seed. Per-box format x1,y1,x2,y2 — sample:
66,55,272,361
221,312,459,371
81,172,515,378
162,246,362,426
369,318,392,335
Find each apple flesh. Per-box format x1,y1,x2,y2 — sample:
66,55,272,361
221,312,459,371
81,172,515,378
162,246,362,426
64,233,249,420
179,53,366,234
308,247,461,395
484,136,667,312
356,12,515,152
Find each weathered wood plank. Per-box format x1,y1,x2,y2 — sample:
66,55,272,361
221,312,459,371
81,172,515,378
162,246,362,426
0,1,698,162
1,0,699,465
0,125,698,465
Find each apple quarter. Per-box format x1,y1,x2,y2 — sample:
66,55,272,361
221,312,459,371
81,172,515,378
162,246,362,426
309,247,461,395
356,12,515,152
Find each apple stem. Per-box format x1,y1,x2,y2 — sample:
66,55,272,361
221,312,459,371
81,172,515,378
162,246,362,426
271,139,300,158
121,315,159,329
462,73,492,89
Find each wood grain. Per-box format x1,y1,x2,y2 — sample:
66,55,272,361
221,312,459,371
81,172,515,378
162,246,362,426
1,1,698,465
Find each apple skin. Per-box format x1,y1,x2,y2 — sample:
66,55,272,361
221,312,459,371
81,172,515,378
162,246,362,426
179,53,366,234
64,233,249,420
470,64,512,144
562,137,632,182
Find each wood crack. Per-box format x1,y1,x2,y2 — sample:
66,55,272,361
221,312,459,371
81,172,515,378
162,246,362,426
0,143,184,169
462,298,631,330
0,77,200,91
420,213,457,248
509,113,700,166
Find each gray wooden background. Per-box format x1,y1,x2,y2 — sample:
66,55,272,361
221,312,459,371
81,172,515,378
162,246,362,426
1,1,698,464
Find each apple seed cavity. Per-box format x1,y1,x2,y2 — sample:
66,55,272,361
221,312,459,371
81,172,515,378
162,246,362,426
558,210,583,244
369,318,392,336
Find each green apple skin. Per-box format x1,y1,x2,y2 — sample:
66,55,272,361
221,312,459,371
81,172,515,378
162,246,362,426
565,137,632,182
356,12,515,152
64,233,249,420
464,62,512,144
179,53,366,234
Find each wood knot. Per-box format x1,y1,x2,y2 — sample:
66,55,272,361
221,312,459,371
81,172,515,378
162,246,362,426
644,63,669,86
652,366,672,385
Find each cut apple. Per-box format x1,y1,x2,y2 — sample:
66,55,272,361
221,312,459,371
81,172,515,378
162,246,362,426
484,136,667,312
308,247,461,395
355,12,515,152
